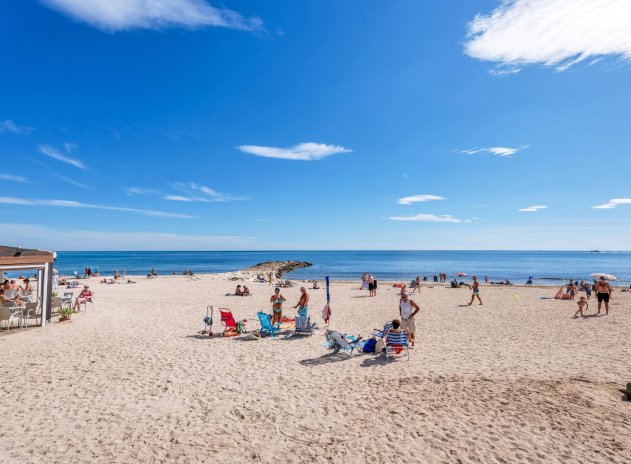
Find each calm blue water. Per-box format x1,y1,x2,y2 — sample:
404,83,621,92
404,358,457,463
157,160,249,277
44,251,631,286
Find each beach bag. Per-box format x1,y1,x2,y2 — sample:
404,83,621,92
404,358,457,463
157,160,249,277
375,338,385,353
363,338,377,353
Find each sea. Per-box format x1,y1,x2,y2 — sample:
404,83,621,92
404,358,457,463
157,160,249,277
43,251,631,286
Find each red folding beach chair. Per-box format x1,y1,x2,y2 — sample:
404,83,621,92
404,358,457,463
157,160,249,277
219,308,246,337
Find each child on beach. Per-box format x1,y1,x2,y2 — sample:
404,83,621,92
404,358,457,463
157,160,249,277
574,296,588,318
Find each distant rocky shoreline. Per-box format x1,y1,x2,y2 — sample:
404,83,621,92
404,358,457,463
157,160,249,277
243,260,312,278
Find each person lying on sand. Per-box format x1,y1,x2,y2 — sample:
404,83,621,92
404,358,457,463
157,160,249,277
574,296,588,318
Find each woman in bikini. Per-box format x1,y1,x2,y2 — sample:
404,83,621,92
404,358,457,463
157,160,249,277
270,287,286,324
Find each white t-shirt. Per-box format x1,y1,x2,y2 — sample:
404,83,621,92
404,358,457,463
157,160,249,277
400,299,415,319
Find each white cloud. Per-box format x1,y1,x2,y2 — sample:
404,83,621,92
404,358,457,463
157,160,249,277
40,0,263,32
458,146,526,157
0,223,253,251
237,142,352,161
389,214,462,223
53,174,93,190
167,182,247,202
38,144,86,169
0,173,29,183
465,0,631,72
0,119,33,135
0,196,192,219
397,194,446,205
519,205,548,212
123,187,161,196
593,198,631,209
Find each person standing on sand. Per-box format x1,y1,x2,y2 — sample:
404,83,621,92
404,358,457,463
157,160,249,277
399,292,420,347
595,276,612,315
270,287,286,324
268,272,273,286
467,276,483,306
293,287,309,317
368,274,375,297
484,276,488,284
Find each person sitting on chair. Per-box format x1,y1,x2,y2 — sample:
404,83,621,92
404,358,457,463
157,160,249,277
73,285,93,312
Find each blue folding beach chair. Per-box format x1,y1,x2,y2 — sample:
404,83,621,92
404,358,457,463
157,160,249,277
385,331,410,361
257,311,281,338
373,321,394,339
293,315,316,336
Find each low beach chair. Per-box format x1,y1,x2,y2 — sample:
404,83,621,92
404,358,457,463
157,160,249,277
385,331,410,361
219,308,245,337
257,311,281,338
325,329,363,356
373,321,394,339
293,315,316,336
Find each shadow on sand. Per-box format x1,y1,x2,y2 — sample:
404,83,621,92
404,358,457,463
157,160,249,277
299,352,353,366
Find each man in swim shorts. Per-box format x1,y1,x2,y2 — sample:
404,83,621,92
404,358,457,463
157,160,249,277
595,276,612,315
467,276,483,306
293,287,310,317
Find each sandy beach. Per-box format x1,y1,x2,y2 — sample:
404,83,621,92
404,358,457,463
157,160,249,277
1,274,630,463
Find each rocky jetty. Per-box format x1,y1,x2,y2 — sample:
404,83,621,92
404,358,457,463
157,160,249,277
244,260,312,278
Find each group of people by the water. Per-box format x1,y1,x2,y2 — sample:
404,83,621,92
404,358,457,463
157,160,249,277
572,277,612,317
359,273,378,297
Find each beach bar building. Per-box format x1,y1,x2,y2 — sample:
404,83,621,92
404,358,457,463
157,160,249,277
0,246,55,327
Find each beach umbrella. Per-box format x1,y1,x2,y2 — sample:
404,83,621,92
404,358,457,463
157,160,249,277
456,272,468,277
590,273,617,281
322,276,331,324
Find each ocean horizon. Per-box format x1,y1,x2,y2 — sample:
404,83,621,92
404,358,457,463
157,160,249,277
48,250,631,286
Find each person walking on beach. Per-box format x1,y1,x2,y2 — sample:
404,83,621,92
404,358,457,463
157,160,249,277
270,287,286,324
412,275,421,293
467,276,483,306
399,292,420,347
293,287,310,317
595,276,612,315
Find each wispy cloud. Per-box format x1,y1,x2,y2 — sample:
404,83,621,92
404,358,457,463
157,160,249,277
53,174,93,190
40,0,263,32
166,182,247,202
238,142,352,161
0,223,254,251
464,0,631,73
519,205,548,212
593,198,631,209
0,196,192,218
397,194,446,205
389,214,462,223
458,146,527,157
0,119,33,135
0,173,29,183
38,144,86,169
123,187,161,196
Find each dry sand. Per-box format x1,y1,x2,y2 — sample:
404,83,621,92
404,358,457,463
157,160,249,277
1,275,630,463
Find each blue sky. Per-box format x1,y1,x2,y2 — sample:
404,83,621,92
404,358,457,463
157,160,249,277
1,0,631,250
